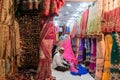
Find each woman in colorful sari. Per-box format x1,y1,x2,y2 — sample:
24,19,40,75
36,18,56,80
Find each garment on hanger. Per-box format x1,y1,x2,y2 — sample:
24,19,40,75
89,39,96,74
84,38,91,69
95,33,105,80
110,33,120,80
102,34,112,80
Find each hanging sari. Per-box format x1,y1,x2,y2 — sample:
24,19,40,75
102,34,113,80
84,38,91,69
79,9,89,38
77,38,85,63
110,33,120,80
95,33,105,80
89,39,96,74
36,18,56,80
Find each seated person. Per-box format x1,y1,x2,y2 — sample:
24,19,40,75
52,47,70,72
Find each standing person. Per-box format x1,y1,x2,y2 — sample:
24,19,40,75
36,19,56,80
52,47,69,72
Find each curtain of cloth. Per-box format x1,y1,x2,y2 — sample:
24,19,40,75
89,39,96,74
110,33,120,80
0,0,20,79
95,33,105,80
79,9,89,38
36,18,56,80
102,34,113,80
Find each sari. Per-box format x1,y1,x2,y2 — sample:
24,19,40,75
110,33,120,80
79,9,89,38
36,18,56,80
84,38,91,69
77,38,85,63
95,34,105,80
102,34,113,80
89,39,96,74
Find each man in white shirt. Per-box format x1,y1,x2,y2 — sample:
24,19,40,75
52,47,69,72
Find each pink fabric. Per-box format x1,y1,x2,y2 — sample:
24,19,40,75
58,35,78,72
79,9,89,38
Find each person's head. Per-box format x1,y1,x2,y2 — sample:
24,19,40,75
59,47,64,54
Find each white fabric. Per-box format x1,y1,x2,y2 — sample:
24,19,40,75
52,52,66,68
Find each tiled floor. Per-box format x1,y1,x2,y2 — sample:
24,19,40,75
52,69,95,80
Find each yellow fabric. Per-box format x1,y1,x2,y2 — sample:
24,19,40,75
0,0,20,78
102,34,113,80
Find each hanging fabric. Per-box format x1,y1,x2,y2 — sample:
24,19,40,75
95,33,105,80
79,9,89,38
102,34,112,80
89,39,96,74
110,33,120,80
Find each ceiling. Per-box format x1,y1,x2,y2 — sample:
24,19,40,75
54,1,95,26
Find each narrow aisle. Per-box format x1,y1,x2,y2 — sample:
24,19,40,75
52,69,94,80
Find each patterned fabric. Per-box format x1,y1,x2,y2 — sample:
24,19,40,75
86,0,103,36
0,0,20,79
102,34,113,80
18,15,40,68
110,33,120,80
102,6,120,32
89,39,96,74
0,60,5,80
95,33,105,80
84,38,91,69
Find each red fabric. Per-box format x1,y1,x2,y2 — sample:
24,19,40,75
43,0,65,16
102,7,120,33
79,9,89,38
37,19,56,80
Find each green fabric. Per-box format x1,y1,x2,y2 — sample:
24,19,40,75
111,33,120,64
111,33,120,80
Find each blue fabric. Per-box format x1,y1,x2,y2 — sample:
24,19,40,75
70,64,88,76
70,72,79,76
77,64,88,75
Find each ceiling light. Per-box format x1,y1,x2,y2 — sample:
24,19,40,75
80,2,89,8
66,3,71,7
